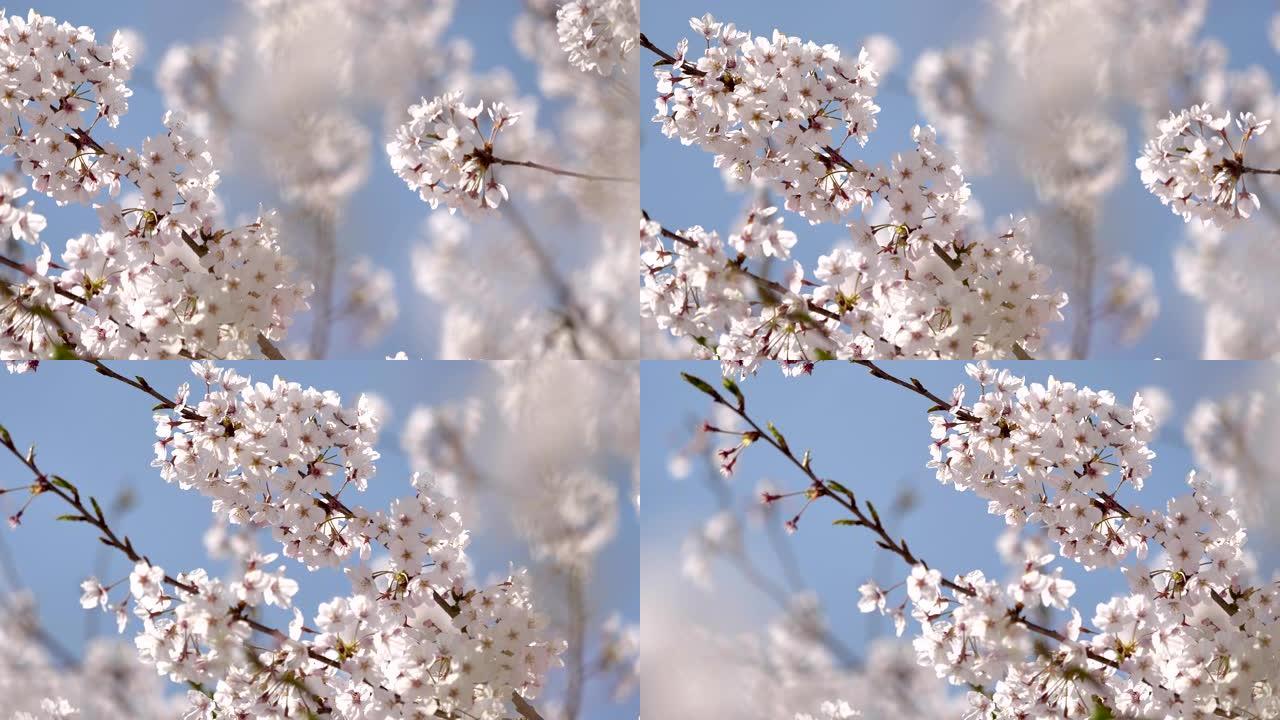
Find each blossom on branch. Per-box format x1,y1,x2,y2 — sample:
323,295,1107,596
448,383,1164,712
642,17,1067,372
1137,103,1273,227
387,92,522,215
0,10,309,363
555,0,638,76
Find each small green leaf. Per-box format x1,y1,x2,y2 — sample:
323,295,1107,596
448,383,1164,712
720,376,745,409
1089,699,1115,720
832,519,859,527
50,476,75,492
680,373,724,403
55,514,87,522
826,480,854,498
767,421,788,451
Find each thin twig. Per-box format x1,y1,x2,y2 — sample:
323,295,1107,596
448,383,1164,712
492,156,636,183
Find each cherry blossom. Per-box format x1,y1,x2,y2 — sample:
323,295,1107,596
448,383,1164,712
1137,104,1274,227
0,9,308,362
680,361,1280,719
641,17,1066,371
1,362,573,720
388,92,522,215
555,0,638,76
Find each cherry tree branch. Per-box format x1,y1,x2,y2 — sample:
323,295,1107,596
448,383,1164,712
685,370,1110,661
643,211,1034,360
684,442,858,663
680,367,1240,719
490,155,636,183
47,363,547,717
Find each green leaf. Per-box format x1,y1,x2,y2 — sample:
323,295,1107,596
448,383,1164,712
866,501,881,527
90,497,105,522
49,344,77,360
826,480,854,498
766,421,788,451
0,424,10,447
832,519,859,527
1089,700,1115,720
680,373,724,403
55,514,87,522
720,376,745,409
50,476,75,492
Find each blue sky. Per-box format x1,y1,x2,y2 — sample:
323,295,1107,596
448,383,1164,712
640,0,1278,359
641,360,1280,669
12,1,573,359
0,360,638,719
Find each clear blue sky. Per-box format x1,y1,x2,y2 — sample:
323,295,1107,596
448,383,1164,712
0,360,638,719
640,0,1277,359
641,360,1280,670
15,1,575,359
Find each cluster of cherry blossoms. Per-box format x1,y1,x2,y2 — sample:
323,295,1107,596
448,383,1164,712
387,92,522,215
863,464,1274,720
378,0,641,358
36,361,566,720
151,361,383,567
651,14,881,220
555,0,638,76
393,359,640,714
928,364,1160,568
687,363,1280,720
898,0,1230,356
0,10,309,363
1137,104,1274,227
642,17,1066,372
